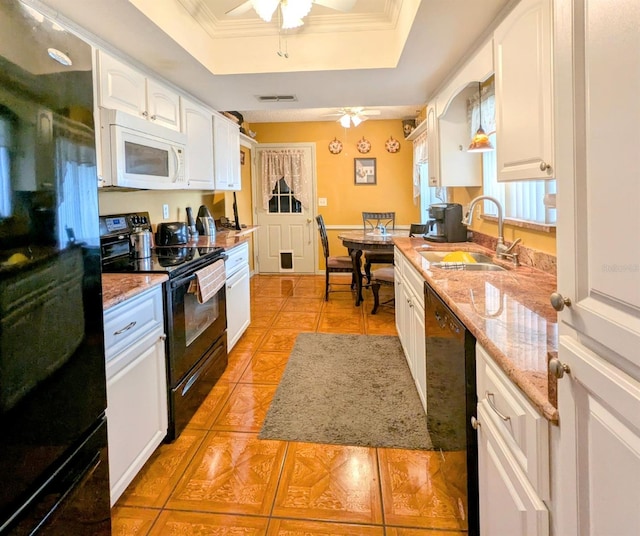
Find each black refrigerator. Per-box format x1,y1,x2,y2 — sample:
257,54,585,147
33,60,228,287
0,1,111,534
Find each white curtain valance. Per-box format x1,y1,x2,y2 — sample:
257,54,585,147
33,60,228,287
468,81,496,137
412,130,428,200
260,149,309,210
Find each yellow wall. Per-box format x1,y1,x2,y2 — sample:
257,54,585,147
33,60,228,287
253,119,420,267
450,186,557,255
98,189,226,229
223,144,255,271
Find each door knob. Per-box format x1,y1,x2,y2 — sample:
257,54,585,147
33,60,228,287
549,357,570,379
471,416,480,430
307,218,312,223
550,292,571,311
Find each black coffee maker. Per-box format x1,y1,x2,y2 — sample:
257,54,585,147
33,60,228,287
425,203,468,242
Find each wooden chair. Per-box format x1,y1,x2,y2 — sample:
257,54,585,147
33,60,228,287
362,211,395,282
370,266,395,314
409,223,428,237
316,215,354,301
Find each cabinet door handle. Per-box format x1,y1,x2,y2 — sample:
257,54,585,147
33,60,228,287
141,111,148,118
151,114,157,120
114,321,136,335
539,161,552,172
485,391,510,422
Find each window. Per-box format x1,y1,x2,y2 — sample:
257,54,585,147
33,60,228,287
468,81,556,226
482,133,556,225
0,114,12,218
413,129,446,223
268,177,302,214
418,162,446,222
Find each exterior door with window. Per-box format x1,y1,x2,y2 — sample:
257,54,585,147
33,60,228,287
254,144,316,274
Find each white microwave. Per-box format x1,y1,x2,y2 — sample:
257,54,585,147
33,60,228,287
99,107,187,189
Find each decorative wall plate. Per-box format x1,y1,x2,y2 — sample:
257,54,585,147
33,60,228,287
328,138,343,154
356,137,371,154
385,136,401,153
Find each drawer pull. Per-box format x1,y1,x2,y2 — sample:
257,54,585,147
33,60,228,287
113,321,136,335
486,391,511,422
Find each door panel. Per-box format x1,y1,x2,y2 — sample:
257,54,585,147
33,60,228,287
557,336,640,536
254,144,316,273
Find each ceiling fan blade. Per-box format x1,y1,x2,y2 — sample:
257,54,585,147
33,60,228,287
225,1,253,16
313,0,357,12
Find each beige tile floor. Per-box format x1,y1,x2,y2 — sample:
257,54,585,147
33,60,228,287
111,274,468,535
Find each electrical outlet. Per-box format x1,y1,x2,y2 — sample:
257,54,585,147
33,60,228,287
162,204,169,219
318,197,327,207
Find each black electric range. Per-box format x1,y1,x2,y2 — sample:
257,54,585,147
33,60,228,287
99,212,225,278
99,211,229,442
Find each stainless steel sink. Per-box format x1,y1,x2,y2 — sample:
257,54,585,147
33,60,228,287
419,251,495,264
431,263,506,272
418,250,507,271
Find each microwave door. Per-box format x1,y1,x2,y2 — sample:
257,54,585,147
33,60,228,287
110,126,182,189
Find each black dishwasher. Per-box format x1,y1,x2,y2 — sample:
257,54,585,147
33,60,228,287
424,282,479,535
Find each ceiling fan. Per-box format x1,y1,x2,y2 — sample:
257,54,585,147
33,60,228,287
226,0,357,29
328,107,381,128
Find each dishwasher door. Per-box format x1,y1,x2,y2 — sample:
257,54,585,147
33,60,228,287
424,281,479,535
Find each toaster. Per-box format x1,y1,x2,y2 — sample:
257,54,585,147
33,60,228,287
155,222,188,246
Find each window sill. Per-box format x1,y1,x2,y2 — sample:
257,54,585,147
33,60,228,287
481,214,556,233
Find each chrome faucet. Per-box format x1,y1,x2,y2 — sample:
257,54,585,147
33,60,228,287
462,195,521,266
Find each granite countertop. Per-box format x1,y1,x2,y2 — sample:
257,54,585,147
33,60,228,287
102,273,168,311
394,237,559,423
182,226,257,250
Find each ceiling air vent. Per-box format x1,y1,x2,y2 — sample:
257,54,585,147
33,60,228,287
256,95,298,103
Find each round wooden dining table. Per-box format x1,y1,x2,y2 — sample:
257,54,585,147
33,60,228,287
337,230,408,306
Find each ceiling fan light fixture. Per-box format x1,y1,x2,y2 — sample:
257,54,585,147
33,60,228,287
251,0,280,22
282,0,313,20
351,114,362,127
339,114,351,128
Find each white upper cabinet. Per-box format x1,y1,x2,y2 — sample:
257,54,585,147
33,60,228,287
97,50,181,132
181,97,215,190
494,0,553,181
213,113,241,191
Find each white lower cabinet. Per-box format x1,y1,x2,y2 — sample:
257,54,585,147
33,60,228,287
104,285,167,506
395,249,426,410
477,403,549,536
225,242,251,351
476,343,549,535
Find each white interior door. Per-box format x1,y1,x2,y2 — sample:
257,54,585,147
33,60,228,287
253,144,316,274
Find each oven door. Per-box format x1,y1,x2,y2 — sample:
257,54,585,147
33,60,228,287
165,270,227,387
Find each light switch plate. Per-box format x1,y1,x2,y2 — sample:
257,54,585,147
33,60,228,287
162,204,169,219
318,198,327,206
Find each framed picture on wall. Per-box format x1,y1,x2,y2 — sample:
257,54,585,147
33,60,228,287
240,151,245,165
354,158,376,185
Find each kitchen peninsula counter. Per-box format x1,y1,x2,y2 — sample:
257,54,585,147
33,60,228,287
394,237,559,423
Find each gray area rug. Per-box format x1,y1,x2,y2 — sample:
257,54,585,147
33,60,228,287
258,333,433,450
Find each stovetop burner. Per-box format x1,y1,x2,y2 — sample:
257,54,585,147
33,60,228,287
103,246,225,277
100,212,225,278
